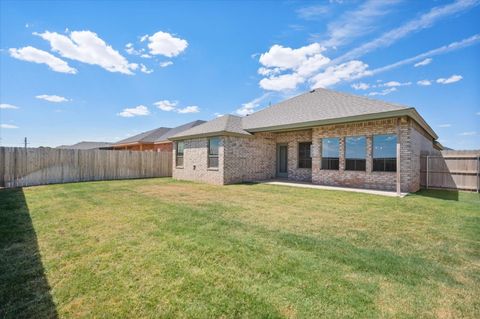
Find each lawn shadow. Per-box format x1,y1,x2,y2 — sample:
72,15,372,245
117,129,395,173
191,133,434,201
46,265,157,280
0,188,58,319
413,189,459,201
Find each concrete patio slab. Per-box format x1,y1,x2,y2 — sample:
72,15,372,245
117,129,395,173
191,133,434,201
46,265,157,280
263,180,408,197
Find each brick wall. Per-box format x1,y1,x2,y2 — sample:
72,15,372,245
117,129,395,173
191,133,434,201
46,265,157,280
223,133,276,184
172,138,224,185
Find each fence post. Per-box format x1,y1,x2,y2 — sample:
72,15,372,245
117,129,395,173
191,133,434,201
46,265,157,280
396,142,400,195
477,156,479,193
426,156,429,190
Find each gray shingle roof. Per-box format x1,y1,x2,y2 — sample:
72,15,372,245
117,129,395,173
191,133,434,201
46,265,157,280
56,141,113,150
169,115,251,140
114,127,171,145
154,120,206,143
242,88,408,131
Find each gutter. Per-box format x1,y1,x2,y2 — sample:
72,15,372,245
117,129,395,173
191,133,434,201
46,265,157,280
169,130,252,141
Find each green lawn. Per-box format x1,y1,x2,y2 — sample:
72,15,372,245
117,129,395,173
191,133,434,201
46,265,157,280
1,178,479,318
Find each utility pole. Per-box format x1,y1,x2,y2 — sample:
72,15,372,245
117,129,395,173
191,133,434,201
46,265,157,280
24,137,28,149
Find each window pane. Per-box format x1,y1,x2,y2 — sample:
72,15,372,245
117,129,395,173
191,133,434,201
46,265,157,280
209,137,219,155
321,158,339,170
298,142,312,168
177,141,184,155
373,134,397,172
208,156,218,168
322,138,339,158
346,136,366,159
373,134,396,158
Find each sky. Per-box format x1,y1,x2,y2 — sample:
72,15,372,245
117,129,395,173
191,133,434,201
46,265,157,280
0,0,479,149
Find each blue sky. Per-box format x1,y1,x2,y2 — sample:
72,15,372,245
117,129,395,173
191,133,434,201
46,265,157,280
1,0,479,149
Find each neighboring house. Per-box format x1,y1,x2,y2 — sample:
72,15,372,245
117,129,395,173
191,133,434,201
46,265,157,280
112,120,205,152
169,88,442,192
56,141,113,150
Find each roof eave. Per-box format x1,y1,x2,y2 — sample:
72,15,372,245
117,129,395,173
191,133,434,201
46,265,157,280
112,141,154,147
169,130,252,141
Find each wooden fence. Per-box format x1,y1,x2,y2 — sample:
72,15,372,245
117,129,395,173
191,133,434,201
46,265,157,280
0,147,172,188
420,150,480,192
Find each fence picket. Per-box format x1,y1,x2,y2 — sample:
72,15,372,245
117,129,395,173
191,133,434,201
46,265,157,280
0,147,172,188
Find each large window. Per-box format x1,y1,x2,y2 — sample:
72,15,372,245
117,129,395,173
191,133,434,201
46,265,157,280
208,137,220,168
321,138,339,170
345,136,366,171
373,134,397,172
298,142,312,169
176,141,184,167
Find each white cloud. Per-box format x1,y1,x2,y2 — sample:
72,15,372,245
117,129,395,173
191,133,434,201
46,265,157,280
458,131,476,136
351,82,370,90
236,93,271,116
117,105,150,117
0,103,19,109
36,94,70,103
334,0,479,64
259,73,305,91
438,124,452,128
437,74,463,84
322,0,401,48
1,124,19,129
140,64,153,74
36,30,137,75
296,5,329,20
417,80,432,86
140,34,149,42
214,112,223,117
154,100,178,111
259,43,327,71
125,42,142,55
310,60,371,88
368,87,397,96
140,54,152,58
382,81,411,87
154,100,200,114
177,106,199,114
258,43,330,91
414,58,432,67
159,61,173,68
9,46,77,74
147,31,188,57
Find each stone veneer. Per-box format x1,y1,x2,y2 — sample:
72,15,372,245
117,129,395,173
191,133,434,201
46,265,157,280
172,116,439,192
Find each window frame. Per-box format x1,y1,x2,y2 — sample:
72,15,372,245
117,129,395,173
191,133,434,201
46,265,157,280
372,134,397,172
321,137,340,170
175,141,184,168
298,141,312,169
207,137,220,169
345,136,367,171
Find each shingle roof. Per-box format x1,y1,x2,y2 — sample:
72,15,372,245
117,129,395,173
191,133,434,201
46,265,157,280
56,141,113,150
114,127,171,145
242,88,408,131
154,120,206,143
169,115,251,140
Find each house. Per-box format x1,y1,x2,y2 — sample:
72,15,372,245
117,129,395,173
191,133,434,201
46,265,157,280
56,141,113,150
112,120,205,152
169,88,442,193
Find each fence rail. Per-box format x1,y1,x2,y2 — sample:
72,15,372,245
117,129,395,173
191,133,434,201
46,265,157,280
0,147,172,188
420,151,480,192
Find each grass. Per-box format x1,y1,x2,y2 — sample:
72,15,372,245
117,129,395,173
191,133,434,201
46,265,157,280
0,178,479,318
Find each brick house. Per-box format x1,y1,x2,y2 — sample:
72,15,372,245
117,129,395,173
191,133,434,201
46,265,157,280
169,88,441,192
112,120,205,152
